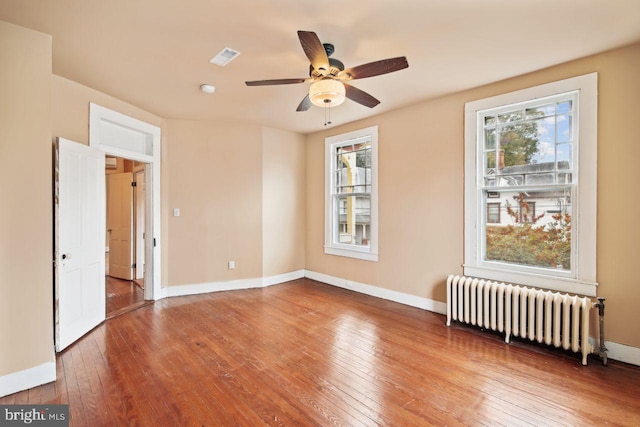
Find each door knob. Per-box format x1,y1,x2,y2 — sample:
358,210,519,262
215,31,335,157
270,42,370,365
62,253,71,260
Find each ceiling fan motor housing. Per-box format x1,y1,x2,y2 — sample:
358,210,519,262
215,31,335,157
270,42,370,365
310,57,345,78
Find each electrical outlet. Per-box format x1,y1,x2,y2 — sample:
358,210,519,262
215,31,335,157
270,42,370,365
228,261,235,270
173,208,180,217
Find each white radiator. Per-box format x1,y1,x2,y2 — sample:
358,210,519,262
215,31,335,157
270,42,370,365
446,274,593,365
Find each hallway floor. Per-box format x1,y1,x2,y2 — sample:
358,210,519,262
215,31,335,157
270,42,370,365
106,276,149,318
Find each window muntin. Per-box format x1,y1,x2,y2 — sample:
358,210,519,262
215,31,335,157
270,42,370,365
464,73,598,296
325,126,378,261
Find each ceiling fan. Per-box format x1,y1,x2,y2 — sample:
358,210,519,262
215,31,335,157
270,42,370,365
245,31,409,112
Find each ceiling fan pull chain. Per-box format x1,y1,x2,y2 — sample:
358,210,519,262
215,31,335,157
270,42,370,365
324,101,332,126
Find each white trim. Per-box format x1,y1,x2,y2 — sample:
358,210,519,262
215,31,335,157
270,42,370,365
464,73,598,295
324,125,379,262
0,362,56,398
161,270,305,298
304,270,447,314
262,269,306,287
89,103,162,301
589,338,640,367
324,246,379,262
463,265,598,297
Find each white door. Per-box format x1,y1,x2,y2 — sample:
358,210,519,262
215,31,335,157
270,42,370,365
107,172,133,280
55,138,106,352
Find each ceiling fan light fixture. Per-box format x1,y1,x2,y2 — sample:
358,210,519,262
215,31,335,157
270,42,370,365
309,79,346,107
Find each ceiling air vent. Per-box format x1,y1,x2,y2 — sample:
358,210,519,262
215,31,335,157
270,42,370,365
209,47,240,66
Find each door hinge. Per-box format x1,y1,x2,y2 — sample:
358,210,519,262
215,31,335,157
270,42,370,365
132,263,136,269
131,181,137,187
153,238,157,247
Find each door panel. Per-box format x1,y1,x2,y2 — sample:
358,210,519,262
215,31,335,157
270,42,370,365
55,138,106,352
107,172,133,280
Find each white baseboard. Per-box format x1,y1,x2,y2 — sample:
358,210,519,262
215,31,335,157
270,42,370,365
161,269,305,298
0,361,56,398
304,270,447,314
589,338,640,366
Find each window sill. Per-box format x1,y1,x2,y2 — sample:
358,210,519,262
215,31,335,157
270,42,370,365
324,246,379,262
463,264,597,297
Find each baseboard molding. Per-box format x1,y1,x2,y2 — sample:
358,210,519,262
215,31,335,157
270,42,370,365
161,269,305,298
0,361,56,398
589,338,640,366
304,270,447,315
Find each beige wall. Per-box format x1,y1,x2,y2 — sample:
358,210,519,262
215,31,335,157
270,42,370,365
262,127,306,277
305,43,640,348
0,22,53,376
166,120,264,286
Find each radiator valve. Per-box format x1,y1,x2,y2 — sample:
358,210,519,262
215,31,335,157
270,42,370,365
594,297,608,366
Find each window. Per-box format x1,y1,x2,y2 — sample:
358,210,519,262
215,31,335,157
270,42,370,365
464,74,598,296
325,126,378,261
486,202,501,224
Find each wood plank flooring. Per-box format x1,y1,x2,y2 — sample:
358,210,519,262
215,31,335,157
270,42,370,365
106,276,149,319
3,278,640,426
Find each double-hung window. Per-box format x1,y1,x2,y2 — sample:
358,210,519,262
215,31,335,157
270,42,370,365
464,74,598,296
325,126,378,261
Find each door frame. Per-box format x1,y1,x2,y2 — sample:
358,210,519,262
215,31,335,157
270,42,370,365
89,103,161,301
134,168,145,281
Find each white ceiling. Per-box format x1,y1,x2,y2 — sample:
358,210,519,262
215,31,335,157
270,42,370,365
2,0,639,134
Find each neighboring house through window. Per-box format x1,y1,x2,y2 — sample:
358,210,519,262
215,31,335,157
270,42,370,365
486,202,501,224
325,125,378,261
464,74,598,296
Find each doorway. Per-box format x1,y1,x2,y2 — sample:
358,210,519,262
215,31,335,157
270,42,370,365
55,104,161,352
105,156,151,318
89,102,161,303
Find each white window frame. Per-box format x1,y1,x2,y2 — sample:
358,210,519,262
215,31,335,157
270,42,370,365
464,73,598,296
325,125,379,262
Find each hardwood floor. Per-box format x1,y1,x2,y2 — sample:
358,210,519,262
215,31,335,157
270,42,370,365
3,278,640,426
106,276,150,319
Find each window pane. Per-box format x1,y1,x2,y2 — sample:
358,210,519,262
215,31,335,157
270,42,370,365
335,195,371,247
484,190,571,271
557,113,572,143
556,100,571,114
335,141,371,195
525,104,555,119
484,116,496,127
525,173,554,185
498,110,523,123
499,124,541,168
485,128,496,150
486,151,496,171
557,143,572,171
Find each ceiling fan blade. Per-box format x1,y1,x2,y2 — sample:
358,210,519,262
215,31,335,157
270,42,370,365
245,78,308,86
344,83,380,108
339,56,409,80
296,94,312,112
298,31,330,75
